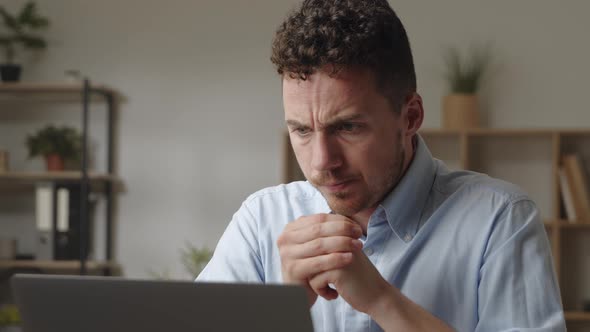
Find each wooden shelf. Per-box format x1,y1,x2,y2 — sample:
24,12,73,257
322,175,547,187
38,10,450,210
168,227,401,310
557,222,590,229
0,260,119,271
565,311,590,321
544,220,590,229
0,82,116,96
420,128,590,137
0,171,119,183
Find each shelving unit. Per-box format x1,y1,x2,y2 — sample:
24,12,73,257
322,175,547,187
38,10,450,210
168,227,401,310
0,171,119,182
0,260,119,271
283,128,590,330
0,82,121,277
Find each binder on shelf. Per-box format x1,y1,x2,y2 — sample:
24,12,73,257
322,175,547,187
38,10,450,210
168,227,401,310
35,183,54,260
558,168,577,222
57,188,69,232
54,182,92,261
562,154,590,223
34,182,94,260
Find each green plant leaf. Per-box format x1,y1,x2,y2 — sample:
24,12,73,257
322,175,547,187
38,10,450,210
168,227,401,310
180,242,213,279
0,36,12,44
0,304,21,326
443,44,492,94
17,34,47,49
18,2,49,29
18,2,35,24
0,7,19,31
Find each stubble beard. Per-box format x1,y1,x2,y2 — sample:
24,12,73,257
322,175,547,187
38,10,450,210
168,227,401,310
312,141,406,218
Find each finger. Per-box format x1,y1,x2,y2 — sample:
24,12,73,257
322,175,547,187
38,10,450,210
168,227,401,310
315,284,339,301
309,271,339,301
285,252,353,281
282,236,363,259
281,221,363,245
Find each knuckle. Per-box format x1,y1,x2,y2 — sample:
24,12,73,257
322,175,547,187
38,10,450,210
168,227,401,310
284,261,297,277
341,237,354,249
310,223,322,237
276,233,287,247
348,224,360,236
310,257,323,272
336,252,351,265
278,244,288,257
310,238,324,253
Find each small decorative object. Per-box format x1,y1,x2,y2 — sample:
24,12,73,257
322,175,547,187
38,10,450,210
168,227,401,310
442,44,491,129
0,1,50,82
0,304,20,330
25,125,82,171
180,243,213,279
0,149,8,172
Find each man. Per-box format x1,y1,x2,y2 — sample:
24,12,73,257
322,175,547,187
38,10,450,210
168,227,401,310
198,0,565,331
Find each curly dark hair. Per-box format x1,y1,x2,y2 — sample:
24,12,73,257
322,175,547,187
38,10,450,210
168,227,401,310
271,0,416,111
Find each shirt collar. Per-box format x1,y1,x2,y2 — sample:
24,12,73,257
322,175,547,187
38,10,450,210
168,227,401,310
379,134,437,242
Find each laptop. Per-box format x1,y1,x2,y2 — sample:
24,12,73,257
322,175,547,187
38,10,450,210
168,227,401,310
11,274,314,332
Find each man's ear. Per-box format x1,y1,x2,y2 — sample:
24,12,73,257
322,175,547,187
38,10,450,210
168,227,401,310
403,93,424,137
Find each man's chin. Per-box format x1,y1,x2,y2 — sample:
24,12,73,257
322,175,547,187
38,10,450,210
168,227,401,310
321,192,365,217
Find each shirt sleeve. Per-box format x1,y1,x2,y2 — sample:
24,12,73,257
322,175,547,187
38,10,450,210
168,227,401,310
475,198,566,331
196,201,264,283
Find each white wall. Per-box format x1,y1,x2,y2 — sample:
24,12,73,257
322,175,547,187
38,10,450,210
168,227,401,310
1,0,589,279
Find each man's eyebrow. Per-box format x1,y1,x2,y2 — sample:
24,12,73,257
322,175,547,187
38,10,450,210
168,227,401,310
285,120,308,128
286,114,366,129
325,114,366,126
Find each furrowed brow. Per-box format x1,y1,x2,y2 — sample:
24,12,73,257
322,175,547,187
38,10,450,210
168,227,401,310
323,114,366,129
286,120,309,129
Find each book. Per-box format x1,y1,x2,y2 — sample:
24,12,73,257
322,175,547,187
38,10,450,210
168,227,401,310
558,168,577,222
562,154,590,222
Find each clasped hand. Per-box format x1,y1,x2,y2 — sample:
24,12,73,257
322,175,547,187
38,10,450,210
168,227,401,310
277,213,391,314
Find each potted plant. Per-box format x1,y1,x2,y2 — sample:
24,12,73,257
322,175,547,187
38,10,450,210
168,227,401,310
442,45,491,129
147,243,212,280
180,243,213,279
0,304,20,332
25,125,82,171
0,1,50,82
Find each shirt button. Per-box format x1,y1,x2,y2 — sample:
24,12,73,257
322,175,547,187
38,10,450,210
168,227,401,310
403,234,413,242
364,247,374,256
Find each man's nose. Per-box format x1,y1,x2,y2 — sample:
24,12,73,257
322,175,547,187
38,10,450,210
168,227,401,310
310,133,342,172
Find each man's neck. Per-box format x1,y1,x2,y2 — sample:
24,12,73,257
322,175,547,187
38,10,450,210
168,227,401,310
351,135,419,234
350,208,377,235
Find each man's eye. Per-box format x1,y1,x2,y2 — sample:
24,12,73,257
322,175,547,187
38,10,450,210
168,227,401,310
338,123,361,132
294,127,311,136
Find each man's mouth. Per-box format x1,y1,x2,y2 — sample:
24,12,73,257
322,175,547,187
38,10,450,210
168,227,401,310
320,179,354,192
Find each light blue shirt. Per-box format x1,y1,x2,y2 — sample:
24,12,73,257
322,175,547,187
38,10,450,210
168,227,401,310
197,135,565,331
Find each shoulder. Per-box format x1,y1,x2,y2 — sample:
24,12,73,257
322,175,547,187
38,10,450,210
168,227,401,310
433,161,531,205
244,181,321,205
238,181,328,221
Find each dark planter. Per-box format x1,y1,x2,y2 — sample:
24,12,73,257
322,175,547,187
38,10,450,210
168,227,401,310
0,64,22,82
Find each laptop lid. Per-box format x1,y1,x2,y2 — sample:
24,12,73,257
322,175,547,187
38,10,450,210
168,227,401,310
11,274,314,332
